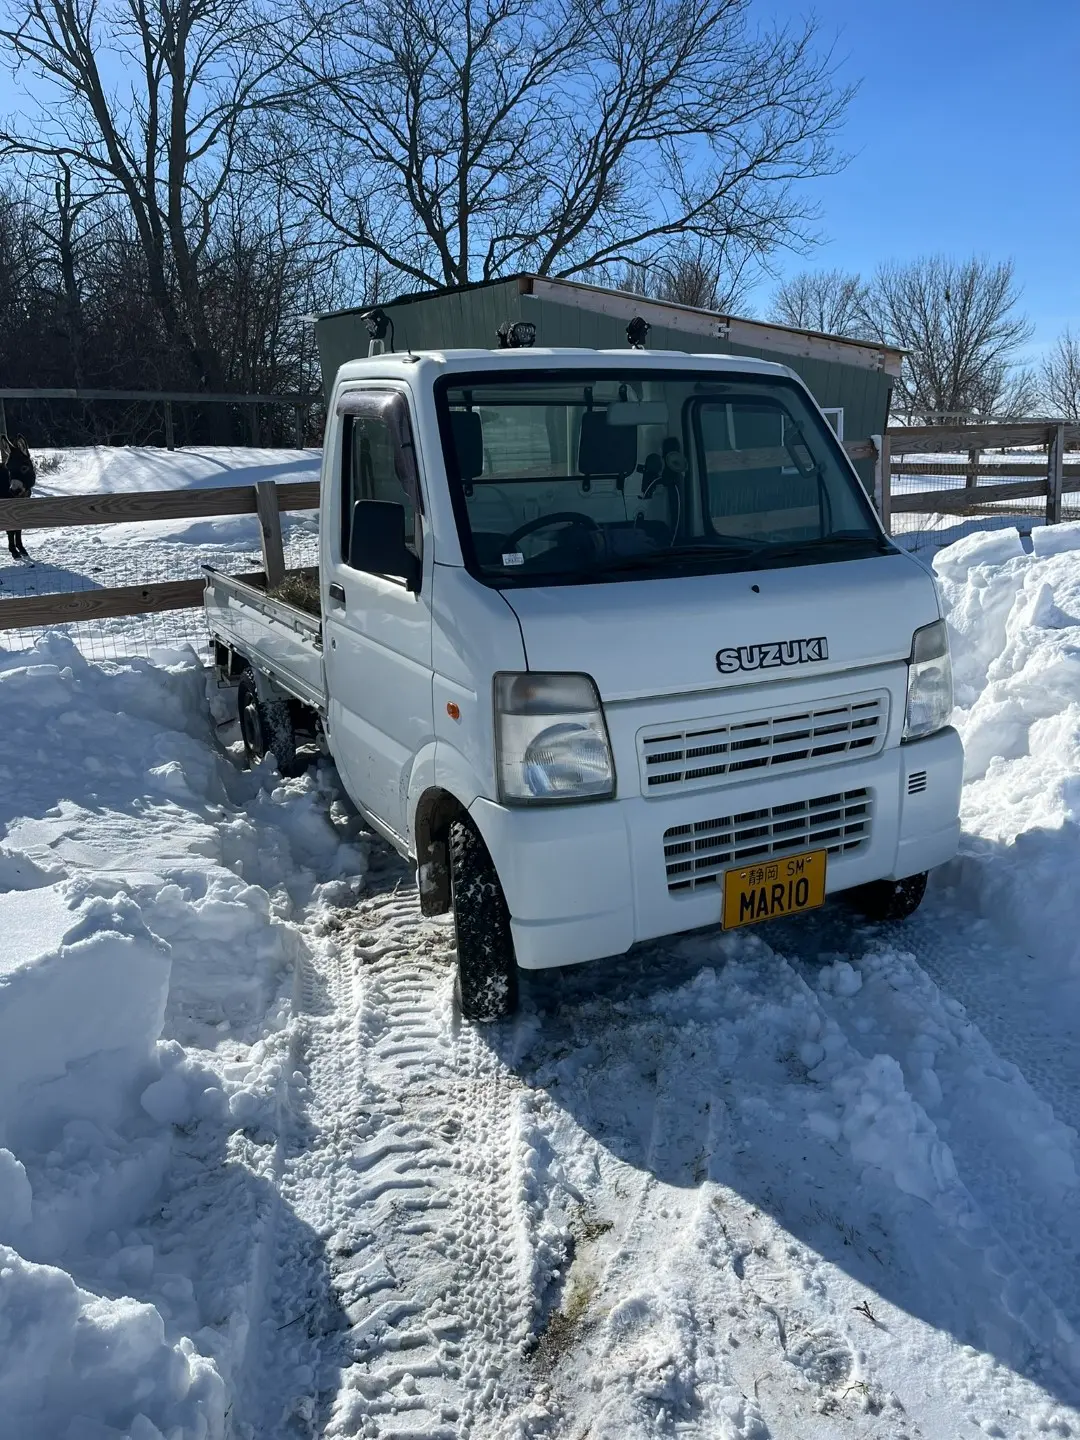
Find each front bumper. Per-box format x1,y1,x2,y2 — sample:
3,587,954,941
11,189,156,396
470,726,963,970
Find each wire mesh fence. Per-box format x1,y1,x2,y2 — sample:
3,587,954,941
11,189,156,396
888,443,1080,553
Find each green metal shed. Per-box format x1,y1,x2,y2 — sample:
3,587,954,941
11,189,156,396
315,274,903,494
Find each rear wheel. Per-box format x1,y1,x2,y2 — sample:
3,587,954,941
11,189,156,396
848,870,928,922
237,671,303,777
449,817,518,1022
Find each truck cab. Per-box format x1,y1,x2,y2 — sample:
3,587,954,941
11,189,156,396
211,344,963,1020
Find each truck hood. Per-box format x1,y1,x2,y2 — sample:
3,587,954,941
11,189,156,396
501,553,939,702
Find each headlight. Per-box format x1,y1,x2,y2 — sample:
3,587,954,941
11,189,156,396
903,620,953,741
495,673,615,803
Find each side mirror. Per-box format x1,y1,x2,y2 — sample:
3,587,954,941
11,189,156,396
348,499,421,591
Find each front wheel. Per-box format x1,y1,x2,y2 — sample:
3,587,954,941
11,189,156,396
449,817,518,1022
237,671,303,777
848,871,928,922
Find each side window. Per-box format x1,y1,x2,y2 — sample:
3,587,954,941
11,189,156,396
700,401,819,538
340,397,420,565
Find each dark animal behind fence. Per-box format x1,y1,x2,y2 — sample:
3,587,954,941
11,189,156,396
0,435,36,560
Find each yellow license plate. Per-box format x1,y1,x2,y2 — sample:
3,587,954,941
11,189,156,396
722,848,827,930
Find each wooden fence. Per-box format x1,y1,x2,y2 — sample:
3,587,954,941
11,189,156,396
0,479,319,629
882,422,1080,532
0,440,882,633
0,423,1073,634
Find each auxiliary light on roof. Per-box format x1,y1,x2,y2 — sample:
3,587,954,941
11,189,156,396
497,320,537,349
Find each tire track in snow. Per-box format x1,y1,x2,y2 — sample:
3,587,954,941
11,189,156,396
249,858,537,1439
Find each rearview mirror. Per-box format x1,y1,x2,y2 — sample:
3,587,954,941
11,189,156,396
348,500,421,591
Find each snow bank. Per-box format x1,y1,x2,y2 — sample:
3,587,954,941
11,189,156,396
0,887,169,1150
0,1245,225,1440
936,521,1080,807
934,522,1080,964
0,632,365,1439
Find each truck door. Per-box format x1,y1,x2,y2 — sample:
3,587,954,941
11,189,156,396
323,390,433,846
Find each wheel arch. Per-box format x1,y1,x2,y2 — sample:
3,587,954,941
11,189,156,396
413,785,470,916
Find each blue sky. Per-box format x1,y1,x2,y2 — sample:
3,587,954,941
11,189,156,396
756,0,1080,357
7,0,1076,360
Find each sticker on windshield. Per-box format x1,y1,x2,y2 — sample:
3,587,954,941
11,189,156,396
501,552,525,567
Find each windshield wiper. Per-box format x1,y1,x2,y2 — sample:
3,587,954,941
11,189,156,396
591,541,760,575
748,532,893,563
489,532,889,586
492,545,749,585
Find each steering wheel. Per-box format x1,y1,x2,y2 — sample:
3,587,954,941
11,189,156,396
503,512,601,551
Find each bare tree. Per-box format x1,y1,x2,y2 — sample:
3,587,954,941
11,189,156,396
0,0,309,389
770,267,868,336
1040,330,1080,421
610,236,758,313
273,0,853,293
860,256,1033,422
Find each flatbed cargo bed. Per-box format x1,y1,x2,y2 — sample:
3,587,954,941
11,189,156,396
203,566,326,712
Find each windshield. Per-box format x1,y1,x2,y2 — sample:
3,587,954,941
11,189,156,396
435,369,888,587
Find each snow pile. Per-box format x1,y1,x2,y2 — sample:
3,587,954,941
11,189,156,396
0,889,169,1149
933,522,1080,964
0,631,365,1440
0,1246,226,1440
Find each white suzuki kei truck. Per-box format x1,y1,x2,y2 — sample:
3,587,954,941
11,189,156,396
204,343,964,1020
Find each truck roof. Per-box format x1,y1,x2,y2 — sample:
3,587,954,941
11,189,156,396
333,347,794,384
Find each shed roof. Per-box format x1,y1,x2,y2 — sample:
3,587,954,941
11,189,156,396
321,272,905,380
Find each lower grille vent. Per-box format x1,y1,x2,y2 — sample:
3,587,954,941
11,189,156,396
664,788,873,893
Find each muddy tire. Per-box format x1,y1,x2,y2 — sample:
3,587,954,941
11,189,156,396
237,671,303,777
849,870,928,922
449,817,518,1022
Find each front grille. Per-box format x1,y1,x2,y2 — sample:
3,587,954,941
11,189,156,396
664,788,872,893
641,694,887,795
907,770,928,795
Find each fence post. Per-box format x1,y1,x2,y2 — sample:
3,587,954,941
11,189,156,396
1047,423,1065,525
164,400,175,451
293,403,305,449
0,399,7,439
965,447,980,490
255,480,286,588
873,433,892,534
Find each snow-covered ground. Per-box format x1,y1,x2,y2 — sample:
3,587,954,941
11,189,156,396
2,448,1080,1438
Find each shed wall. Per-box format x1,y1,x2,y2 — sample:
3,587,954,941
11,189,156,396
316,285,890,494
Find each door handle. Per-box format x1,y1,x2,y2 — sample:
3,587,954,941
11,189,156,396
327,582,346,605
